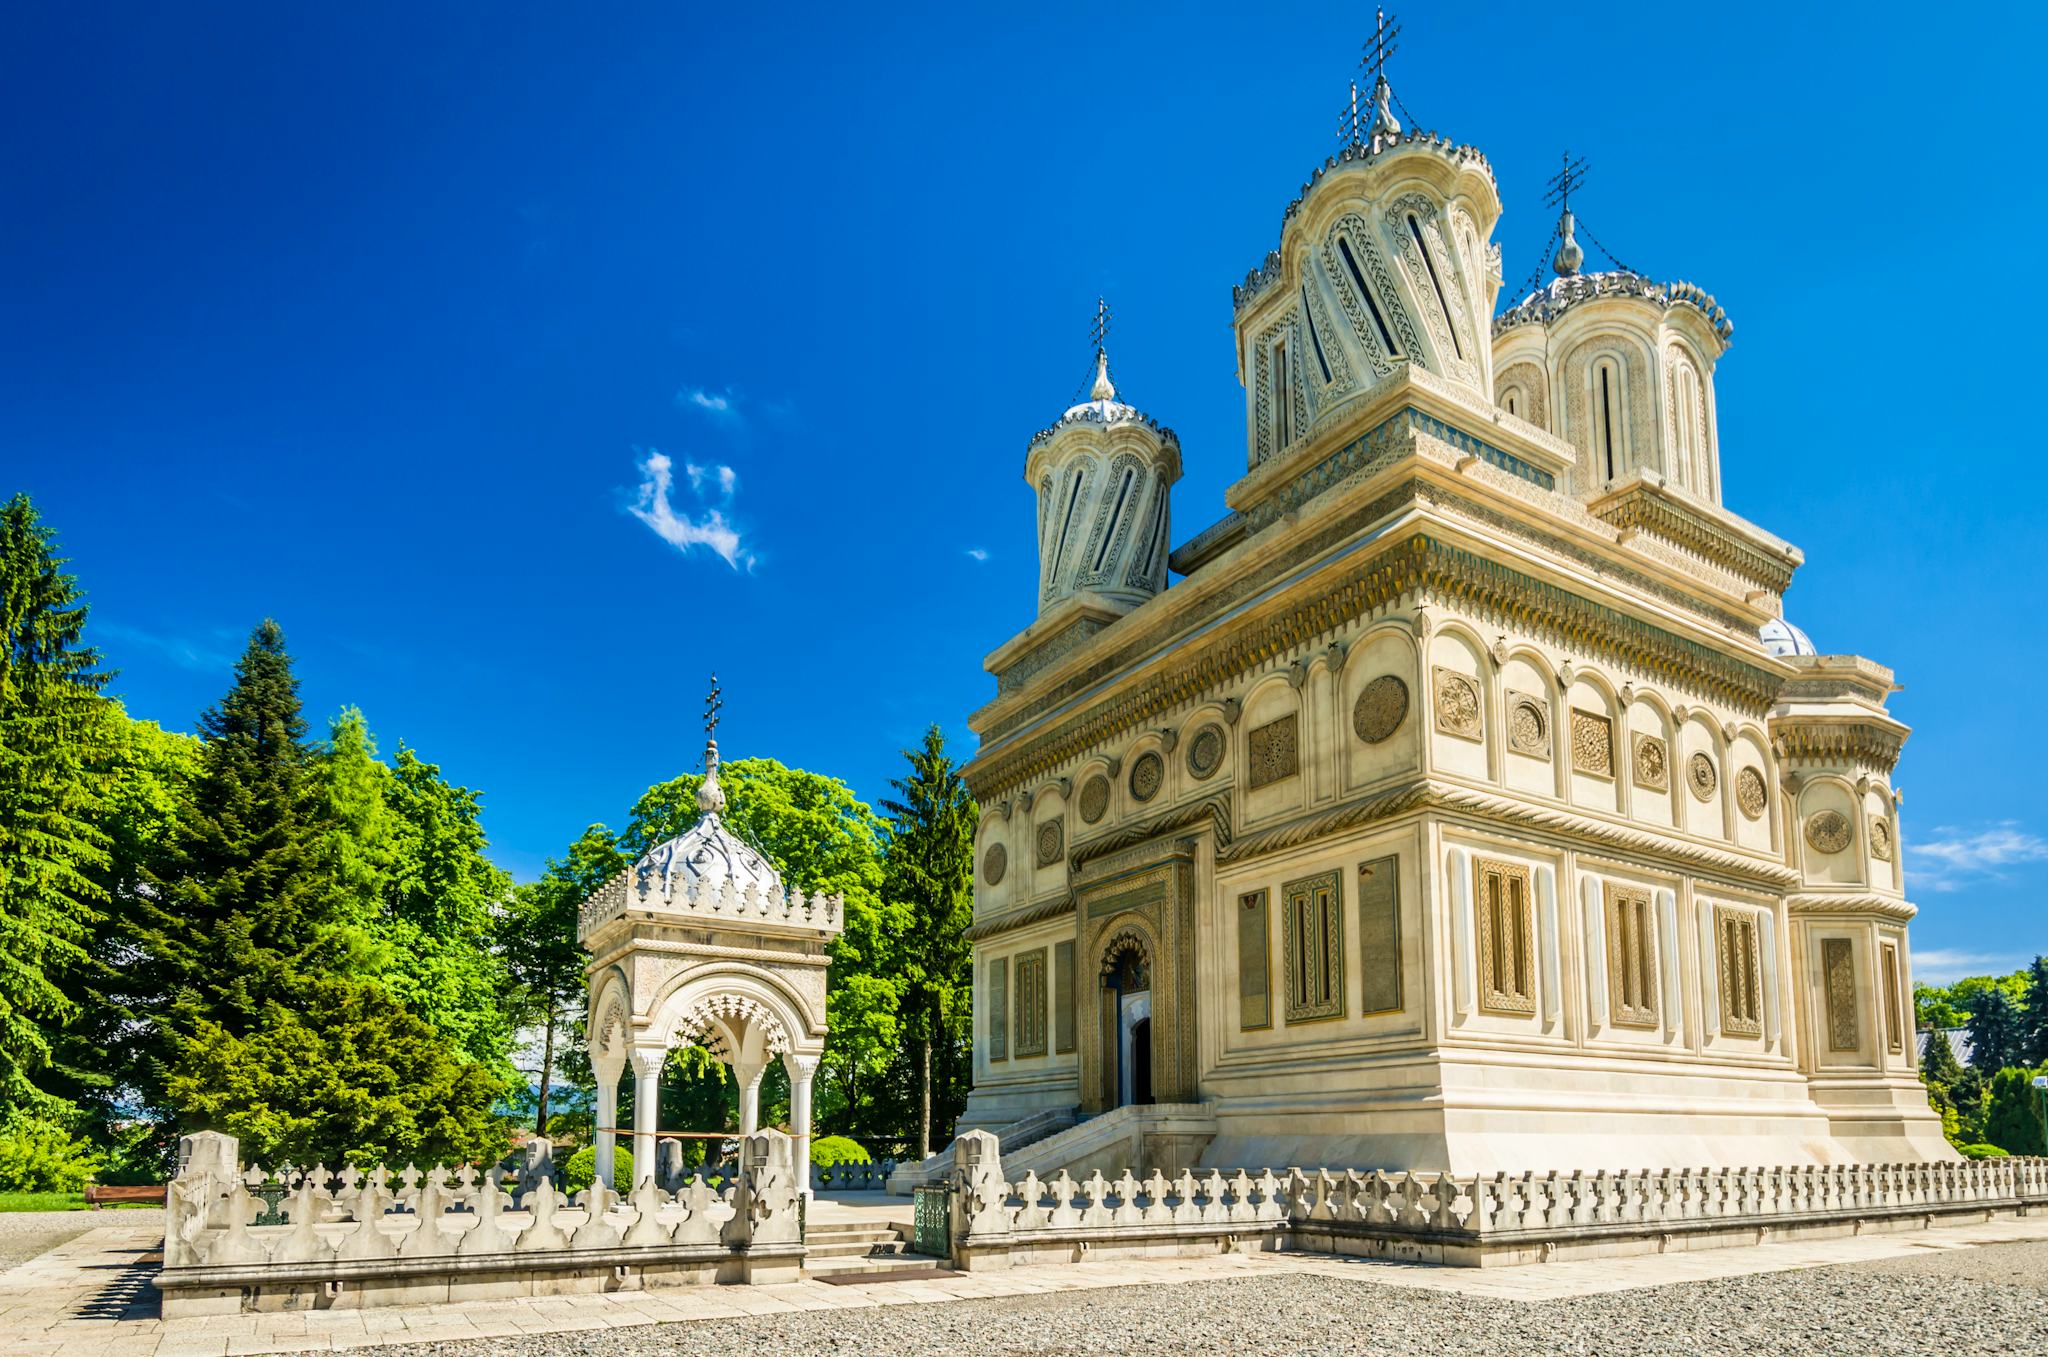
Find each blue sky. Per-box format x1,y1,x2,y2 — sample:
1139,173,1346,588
4,3,2043,981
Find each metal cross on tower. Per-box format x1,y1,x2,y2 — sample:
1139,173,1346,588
1090,296,1111,359
703,674,723,738
1337,8,1403,147
1543,151,1588,218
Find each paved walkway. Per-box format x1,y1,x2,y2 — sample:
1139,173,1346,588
4,1214,2045,1357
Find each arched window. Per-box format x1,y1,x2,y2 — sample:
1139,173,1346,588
1591,356,1625,483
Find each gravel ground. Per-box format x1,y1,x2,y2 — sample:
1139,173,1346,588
387,1241,2048,1357
0,1208,160,1269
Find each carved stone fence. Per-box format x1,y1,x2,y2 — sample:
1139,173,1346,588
809,1159,898,1193
940,1130,2048,1270
156,1129,805,1316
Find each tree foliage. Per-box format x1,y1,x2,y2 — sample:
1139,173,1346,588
1983,1067,2048,1158
1966,986,2025,1076
501,825,625,1134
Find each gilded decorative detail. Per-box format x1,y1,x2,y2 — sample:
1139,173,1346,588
1247,714,1300,790
1570,709,1613,778
1506,691,1549,757
1128,751,1165,803
982,843,1007,886
1035,818,1064,868
1870,816,1893,862
1805,810,1853,855
1078,775,1110,825
1689,751,1719,803
1631,734,1669,792
1433,667,1482,741
1352,674,1409,744
1715,906,1763,1038
1475,857,1536,1016
1735,766,1767,819
1822,937,1859,1052
1187,724,1226,780
1281,869,1344,1023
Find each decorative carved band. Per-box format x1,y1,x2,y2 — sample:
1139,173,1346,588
1784,892,1917,922
1771,722,1906,775
963,894,1079,943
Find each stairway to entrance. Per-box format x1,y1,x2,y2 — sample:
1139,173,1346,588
804,1218,949,1279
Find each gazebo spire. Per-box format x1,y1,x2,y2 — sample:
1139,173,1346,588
698,673,726,814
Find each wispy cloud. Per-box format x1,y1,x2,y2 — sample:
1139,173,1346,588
629,451,753,570
94,620,234,672
1909,821,2048,893
964,547,990,563
679,386,741,422
1911,948,2033,985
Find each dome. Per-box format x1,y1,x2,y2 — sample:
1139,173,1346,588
633,740,783,899
1759,617,1818,658
1029,351,1174,451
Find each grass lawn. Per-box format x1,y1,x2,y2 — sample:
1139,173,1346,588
0,1191,85,1212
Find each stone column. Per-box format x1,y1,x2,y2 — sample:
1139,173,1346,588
735,1058,766,1138
630,1045,666,1186
784,1051,819,1198
593,1074,620,1189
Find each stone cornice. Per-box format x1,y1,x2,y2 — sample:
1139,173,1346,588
1589,477,1802,597
963,894,1078,943
582,936,837,973
1785,892,1917,922
1772,720,1908,775
1071,793,1233,876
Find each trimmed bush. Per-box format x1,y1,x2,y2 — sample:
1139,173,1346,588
1959,1142,2010,1159
810,1135,871,1169
560,1145,633,1194
0,1115,104,1194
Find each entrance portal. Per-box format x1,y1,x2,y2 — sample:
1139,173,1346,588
1107,944,1153,1109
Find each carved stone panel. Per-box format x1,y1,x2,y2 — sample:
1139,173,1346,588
1352,675,1409,744
1035,818,1064,868
1870,816,1893,862
1078,775,1110,824
1433,667,1482,741
1053,940,1076,1054
1128,751,1164,803
987,956,1009,1062
1631,733,1669,792
1506,691,1549,758
1806,810,1852,855
1282,869,1344,1022
1570,709,1614,778
1187,724,1226,780
1735,766,1767,819
982,843,1007,886
1822,937,1858,1052
1238,890,1271,1030
1689,752,1719,803
1358,856,1401,1015
1014,949,1048,1059
1247,714,1300,790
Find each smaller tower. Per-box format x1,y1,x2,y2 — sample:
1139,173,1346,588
1025,305,1181,617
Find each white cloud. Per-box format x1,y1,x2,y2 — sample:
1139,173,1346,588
629,452,754,570
1908,821,2048,893
94,620,233,672
1911,948,2033,985
680,386,740,421
964,547,990,563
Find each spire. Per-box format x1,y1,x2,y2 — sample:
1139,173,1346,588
697,673,726,815
1553,211,1584,278
1088,296,1116,402
1544,152,1589,279
1338,9,1404,151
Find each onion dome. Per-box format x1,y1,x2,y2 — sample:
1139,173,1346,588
635,733,783,899
1759,617,1818,658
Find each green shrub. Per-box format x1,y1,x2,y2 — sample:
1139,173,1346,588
0,1116,105,1194
810,1135,871,1169
1983,1068,2048,1157
1959,1142,2010,1159
560,1145,633,1194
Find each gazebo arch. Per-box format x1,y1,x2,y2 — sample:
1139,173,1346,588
577,710,843,1193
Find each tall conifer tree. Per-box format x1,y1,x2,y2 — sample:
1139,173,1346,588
2018,955,2048,1068
1966,986,2023,1075
0,495,110,1114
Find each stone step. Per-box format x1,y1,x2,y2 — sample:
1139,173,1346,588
806,1237,909,1259
804,1221,902,1239
805,1251,951,1280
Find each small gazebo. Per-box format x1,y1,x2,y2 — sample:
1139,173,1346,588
576,699,842,1193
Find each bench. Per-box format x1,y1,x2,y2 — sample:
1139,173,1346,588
85,1184,166,1208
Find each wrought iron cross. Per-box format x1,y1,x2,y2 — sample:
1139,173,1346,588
1544,151,1588,216
1090,296,1111,357
1360,7,1401,87
1338,8,1402,145
704,674,722,738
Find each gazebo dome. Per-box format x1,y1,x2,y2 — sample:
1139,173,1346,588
634,739,783,899
1759,616,1818,658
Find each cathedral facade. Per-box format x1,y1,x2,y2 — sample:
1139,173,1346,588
953,77,1951,1174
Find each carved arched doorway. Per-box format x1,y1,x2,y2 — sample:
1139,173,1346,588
1103,935,1154,1108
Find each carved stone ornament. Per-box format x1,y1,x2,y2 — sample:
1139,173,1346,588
982,843,1007,886
1187,724,1226,780
1506,692,1548,757
1570,709,1613,777
1805,810,1853,855
1035,818,1064,868
1078,774,1110,824
1631,733,1669,791
1352,674,1409,744
1869,815,1894,861
1688,751,1718,803
1128,750,1165,803
1433,667,1482,741
1247,714,1300,790
1735,767,1767,820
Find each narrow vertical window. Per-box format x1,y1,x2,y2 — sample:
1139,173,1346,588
1301,286,1334,384
1092,466,1136,572
1717,910,1762,1036
1273,340,1292,449
1051,470,1086,578
1607,884,1659,1028
1595,359,1621,482
1408,214,1463,360
1881,941,1904,1055
1475,858,1535,1015
1337,235,1400,356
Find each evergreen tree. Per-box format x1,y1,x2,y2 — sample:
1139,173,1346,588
1982,1067,2048,1157
1966,986,2024,1075
2018,955,2048,1068
501,825,625,1135
878,726,976,1158
1920,1024,1964,1092
0,495,110,1115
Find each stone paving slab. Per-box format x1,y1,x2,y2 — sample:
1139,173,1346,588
5,1214,2046,1357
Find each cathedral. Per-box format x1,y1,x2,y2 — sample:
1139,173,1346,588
950,57,1951,1175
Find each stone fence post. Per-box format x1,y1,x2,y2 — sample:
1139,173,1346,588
947,1129,1013,1270
725,1129,803,1282
164,1131,240,1268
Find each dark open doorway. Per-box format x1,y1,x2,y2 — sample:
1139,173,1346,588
1129,1017,1153,1106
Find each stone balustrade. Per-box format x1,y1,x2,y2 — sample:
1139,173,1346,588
941,1130,2048,1270
809,1159,898,1193
157,1130,806,1315
577,869,844,942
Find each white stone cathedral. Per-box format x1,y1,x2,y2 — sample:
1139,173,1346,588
953,62,1951,1174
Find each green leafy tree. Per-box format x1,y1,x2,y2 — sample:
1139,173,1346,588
501,825,625,1135
0,495,111,1115
1914,983,1967,1032
2019,956,2048,1068
1967,987,2024,1075
1982,1067,2048,1157
878,726,976,1158
1920,1024,1964,1091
